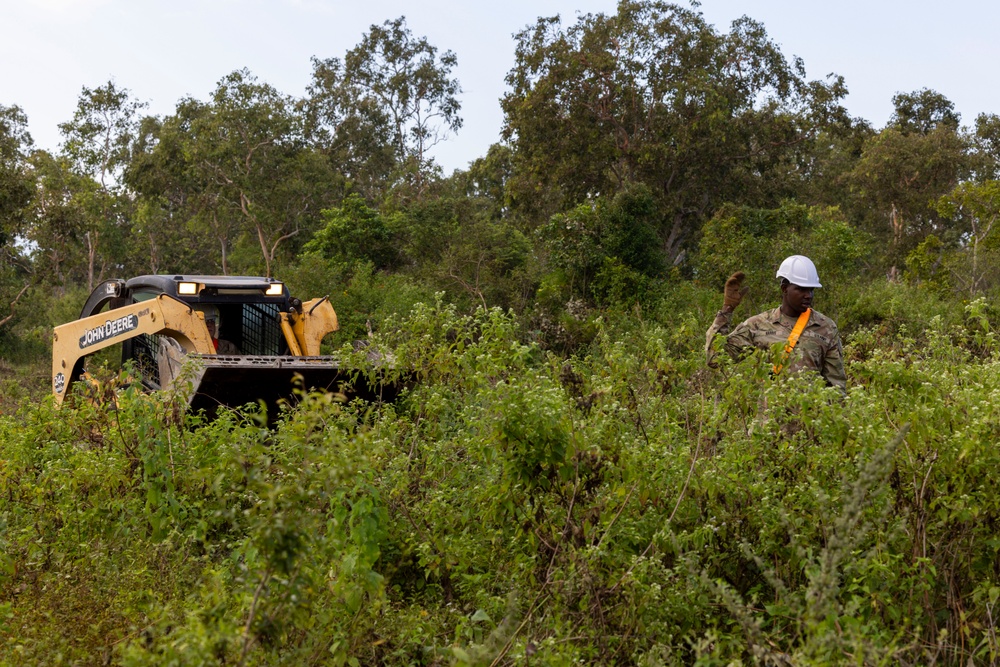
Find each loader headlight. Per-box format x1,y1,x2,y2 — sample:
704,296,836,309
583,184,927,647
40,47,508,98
178,282,199,295
265,282,284,296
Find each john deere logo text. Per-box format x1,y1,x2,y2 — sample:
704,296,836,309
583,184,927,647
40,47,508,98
79,314,139,349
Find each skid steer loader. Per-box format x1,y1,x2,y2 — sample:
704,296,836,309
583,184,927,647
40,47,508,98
52,274,389,415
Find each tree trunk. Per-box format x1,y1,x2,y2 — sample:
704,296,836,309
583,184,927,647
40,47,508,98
220,237,229,276
662,213,686,266
890,203,904,247
86,230,97,292
256,224,272,279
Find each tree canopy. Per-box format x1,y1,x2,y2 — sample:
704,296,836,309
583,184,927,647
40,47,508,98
501,1,849,260
0,1,997,324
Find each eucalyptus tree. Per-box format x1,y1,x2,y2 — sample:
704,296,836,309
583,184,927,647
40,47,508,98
127,72,336,277
125,103,234,274
58,81,146,289
24,151,93,290
847,89,969,265
305,16,462,201
189,69,335,277
935,180,1000,295
501,0,849,263
303,55,394,201
0,104,34,326
0,105,33,246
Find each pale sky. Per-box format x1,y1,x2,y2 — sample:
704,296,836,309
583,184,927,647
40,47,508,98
2,0,998,173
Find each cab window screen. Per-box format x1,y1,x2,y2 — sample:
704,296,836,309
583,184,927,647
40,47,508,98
131,334,161,388
125,292,162,388
241,303,284,355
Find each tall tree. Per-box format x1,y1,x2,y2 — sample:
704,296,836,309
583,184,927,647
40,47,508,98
971,112,1000,181
24,151,94,290
189,69,334,276
890,88,960,136
303,56,393,201
0,105,33,244
501,0,848,261
0,105,34,327
306,16,462,200
58,81,146,289
792,118,875,212
847,89,969,264
936,181,1000,296
127,87,238,275
444,143,518,233
126,103,237,274
59,81,146,190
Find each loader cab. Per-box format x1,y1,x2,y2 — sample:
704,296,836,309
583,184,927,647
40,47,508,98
116,275,292,390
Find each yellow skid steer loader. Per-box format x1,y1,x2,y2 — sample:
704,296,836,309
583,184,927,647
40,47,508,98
52,275,380,415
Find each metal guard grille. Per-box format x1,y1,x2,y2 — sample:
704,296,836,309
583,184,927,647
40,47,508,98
240,303,283,355
133,333,161,388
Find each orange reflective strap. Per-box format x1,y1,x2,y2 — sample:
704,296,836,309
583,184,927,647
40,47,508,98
773,308,811,375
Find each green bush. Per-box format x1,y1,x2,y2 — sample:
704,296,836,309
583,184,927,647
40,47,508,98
4,292,1000,664
305,194,400,271
283,254,435,345
538,185,664,308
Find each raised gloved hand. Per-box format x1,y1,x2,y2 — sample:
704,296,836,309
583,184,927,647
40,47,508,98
723,271,748,311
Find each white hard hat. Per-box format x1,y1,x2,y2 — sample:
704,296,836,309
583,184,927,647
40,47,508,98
199,305,220,324
776,255,822,288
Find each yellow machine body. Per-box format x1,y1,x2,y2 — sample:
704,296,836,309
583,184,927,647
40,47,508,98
51,275,345,414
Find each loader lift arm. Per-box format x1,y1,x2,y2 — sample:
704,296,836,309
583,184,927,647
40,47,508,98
51,294,215,405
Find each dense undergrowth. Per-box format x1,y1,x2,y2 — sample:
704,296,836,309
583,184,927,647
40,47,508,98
3,288,1000,666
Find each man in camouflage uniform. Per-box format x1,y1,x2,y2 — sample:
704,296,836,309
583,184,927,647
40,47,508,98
705,255,846,392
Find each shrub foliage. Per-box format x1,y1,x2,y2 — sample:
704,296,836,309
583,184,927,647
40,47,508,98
4,297,1000,665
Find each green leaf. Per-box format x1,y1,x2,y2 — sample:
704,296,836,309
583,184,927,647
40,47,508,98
470,609,492,623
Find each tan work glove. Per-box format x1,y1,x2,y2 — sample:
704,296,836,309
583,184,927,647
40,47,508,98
723,271,748,311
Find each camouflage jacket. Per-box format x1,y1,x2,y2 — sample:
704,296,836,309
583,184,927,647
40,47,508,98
705,307,846,392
